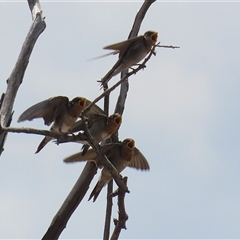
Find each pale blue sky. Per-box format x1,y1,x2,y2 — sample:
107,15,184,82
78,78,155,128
1,1,240,239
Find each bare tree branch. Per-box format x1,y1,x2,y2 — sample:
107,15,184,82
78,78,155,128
42,162,98,240
0,125,90,144
1,1,179,239
42,114,129,239
103,179,113,240
0,42,176,235
106,1,157,239
110,177,129,240
105,1,156,235
102,80,113,240
1,39,164,240
115,0,156,115
0,126,62,139
41,33,160,240
28,0,43,20
0,0,46,156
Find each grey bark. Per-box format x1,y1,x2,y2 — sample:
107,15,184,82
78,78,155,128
0,0,46,155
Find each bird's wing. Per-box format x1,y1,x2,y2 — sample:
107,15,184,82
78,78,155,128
128,147,150,170
88,51,118,61
18,96,69,126
103,35,143,53
63,148,98,163
104,36,145,59
63,143,115,164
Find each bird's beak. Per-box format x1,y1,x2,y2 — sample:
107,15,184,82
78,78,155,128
128,139,135,149
79,98,86,107
115,115,122,124
151,32,158,42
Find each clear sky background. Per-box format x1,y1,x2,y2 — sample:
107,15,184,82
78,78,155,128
1,1,240,239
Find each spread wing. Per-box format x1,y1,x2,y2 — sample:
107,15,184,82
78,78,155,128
103,35,144,58
128,147,150,170
63,148,98,163
63,143,115,165
18,96,69,126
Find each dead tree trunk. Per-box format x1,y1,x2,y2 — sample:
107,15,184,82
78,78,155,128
0,0,46,155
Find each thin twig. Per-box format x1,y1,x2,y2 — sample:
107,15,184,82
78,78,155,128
156,44,180,49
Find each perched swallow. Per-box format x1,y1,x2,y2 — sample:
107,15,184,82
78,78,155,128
64,138,150,202
18,96,104,153
100,30,158,87
70,113,122,156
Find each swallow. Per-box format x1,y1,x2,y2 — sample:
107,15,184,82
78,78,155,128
100,30,158,87
64,138,150,202
18,96,104,153
70,113,122,156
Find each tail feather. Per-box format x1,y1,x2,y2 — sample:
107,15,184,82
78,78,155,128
100,59,122,87
100,68,115,87
63,152,84,163
81,144,90,156
35,136,52,154
88,182,102,202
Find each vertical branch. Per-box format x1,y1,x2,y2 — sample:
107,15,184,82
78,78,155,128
0,0,46,156
28,0,43,19
103,180,113,240
110,177,128,240
103,74,113,240
115,0,156,115
104,0,156,238
110,0,156,239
